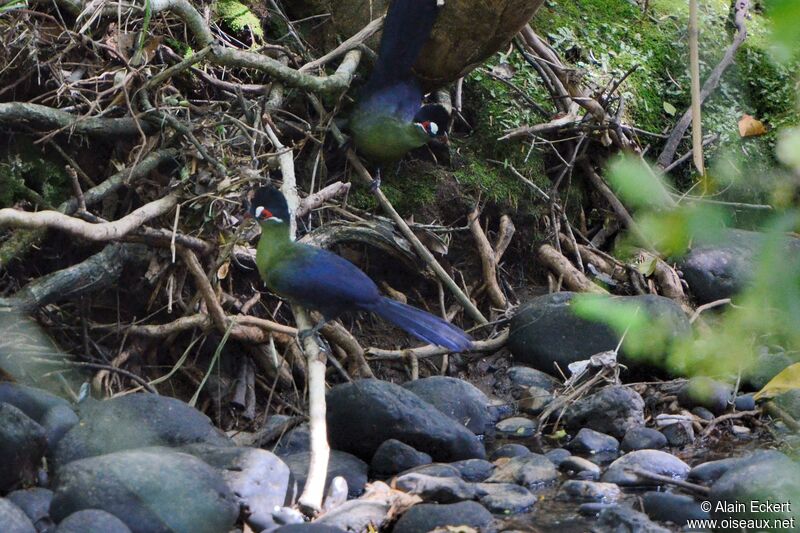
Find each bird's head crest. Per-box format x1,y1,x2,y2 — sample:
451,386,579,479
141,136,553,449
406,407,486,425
250,186,290,224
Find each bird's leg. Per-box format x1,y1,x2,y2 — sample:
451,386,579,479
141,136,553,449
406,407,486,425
298,318,328,345
369,167,382,192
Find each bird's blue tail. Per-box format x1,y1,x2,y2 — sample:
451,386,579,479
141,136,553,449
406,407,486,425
368,297,472,352
364,0,440,92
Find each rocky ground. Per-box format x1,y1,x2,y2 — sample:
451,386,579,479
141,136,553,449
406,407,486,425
2,248,800,533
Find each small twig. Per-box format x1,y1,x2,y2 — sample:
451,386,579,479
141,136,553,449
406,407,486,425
299,16,384,72
625,468,710,496
367,329,509,361
66,166,86,213
690,298,732,323
764,401,800,432
700,408,761,438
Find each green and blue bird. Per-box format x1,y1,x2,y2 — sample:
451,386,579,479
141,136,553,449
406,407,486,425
250,186,472,351
349,0,449,185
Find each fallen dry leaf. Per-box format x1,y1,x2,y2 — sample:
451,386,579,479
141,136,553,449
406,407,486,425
738,114,768,137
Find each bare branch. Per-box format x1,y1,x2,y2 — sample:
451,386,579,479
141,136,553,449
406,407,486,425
538,244,608,294
0,102,154,136
0,194,180,241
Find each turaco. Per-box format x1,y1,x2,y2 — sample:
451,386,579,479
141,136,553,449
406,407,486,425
349,0,449,187
250,186,472,352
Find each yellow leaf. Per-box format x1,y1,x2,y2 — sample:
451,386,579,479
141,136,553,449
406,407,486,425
754,362,800,400
636,256,658,277
738,114,768,138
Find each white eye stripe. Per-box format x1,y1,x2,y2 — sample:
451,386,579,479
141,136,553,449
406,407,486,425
429,122,439,135
254,206,264,218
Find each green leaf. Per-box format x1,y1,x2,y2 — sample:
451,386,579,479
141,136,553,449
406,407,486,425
605,155,672,210
663,101,677,116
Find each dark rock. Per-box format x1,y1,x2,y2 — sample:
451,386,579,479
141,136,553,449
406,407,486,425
660,421,695,447
370,439,432,477
259,506,305,530
517,386,554,415
691,406,715,421
507,366,561,392
566,428,619,454
490,443,531,461
677,377,732,415
508,293,690,375
621,426,668,451
0,387,77,455
559,456,601,478
593,504,670,533
563,386,645,438
772,389,800,420
559,480,621,502
474,483,536,514
53,394,231,468
274,526,346,533
272,424,311,457
641,492,709,524
315,500,389,531
394,473,476,503
688,456,749,484
326,379,485,462
579,502,618,516
0,403,47,491
55,510,132,533
734,393,756,411
179,444,293,529
399,463,461,478
744,350,794,390
0,383,72,420
486,453,558,488
392,501,494,533
39,406,79,451
709,451,800,528
322,476,348,512
0,384,79,450
679,228,800,304
602,450,690,486
495,416,537,437
0,498,36,533
449,458,494,482
283,450,367,499
50,447,238,533
402,376,494,435
486,399,513,423
6,488,53,530
544,448,571,466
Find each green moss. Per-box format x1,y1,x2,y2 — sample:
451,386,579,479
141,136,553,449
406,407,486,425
527,0,797,185
347,167,439,214
457,66,548,212
0,138,70,208
215,0,264,41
